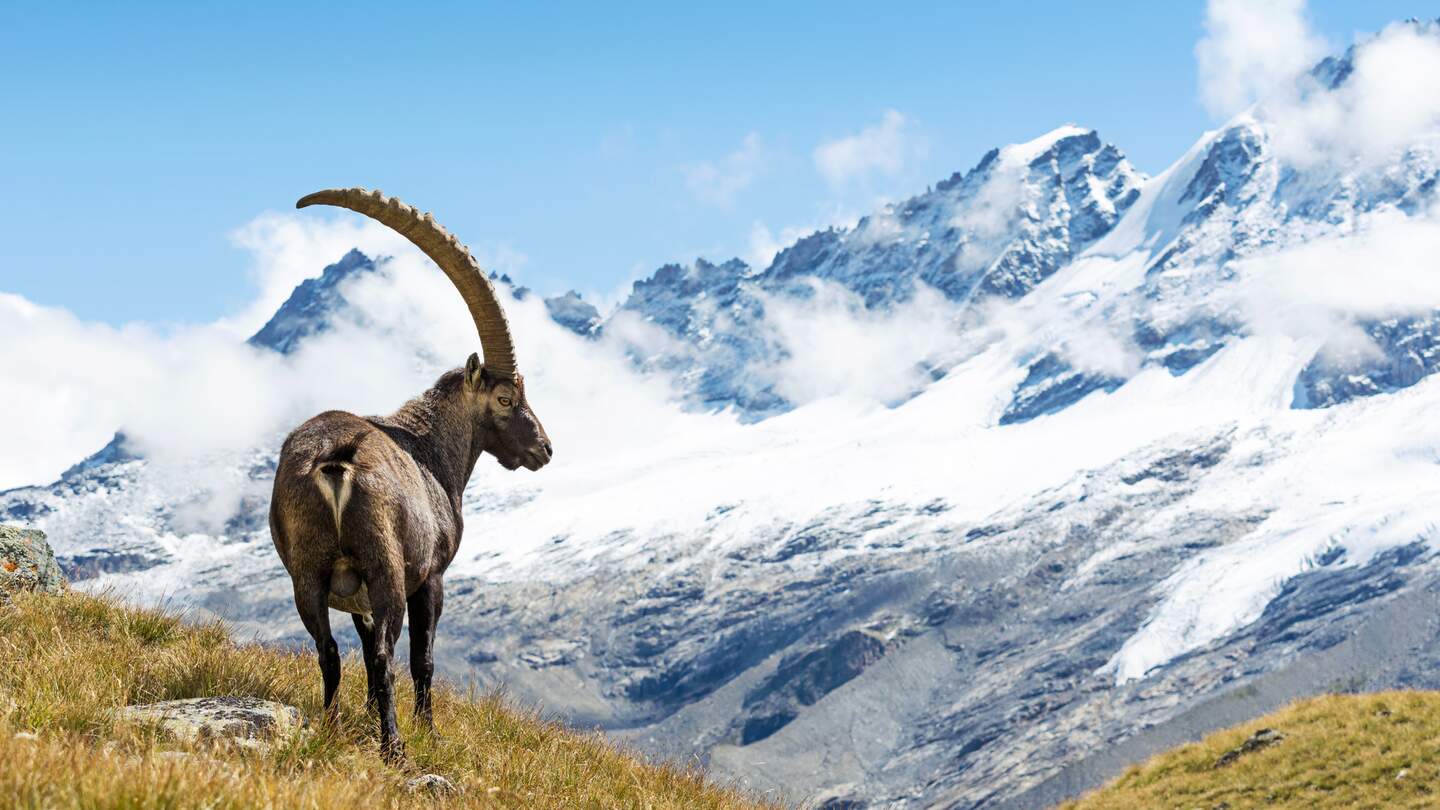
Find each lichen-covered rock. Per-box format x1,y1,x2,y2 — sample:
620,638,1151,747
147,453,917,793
0,524,66,596
116,697,304,750
406,774,458,795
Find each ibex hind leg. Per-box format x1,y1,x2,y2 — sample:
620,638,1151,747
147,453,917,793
351,612,379,714
291,574,341,723
359,562,408,764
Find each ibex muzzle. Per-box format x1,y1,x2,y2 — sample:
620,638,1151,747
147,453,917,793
269,188,551,762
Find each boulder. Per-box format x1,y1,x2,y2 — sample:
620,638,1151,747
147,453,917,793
116,697,304,750
406,774,458,795
0,525,66,596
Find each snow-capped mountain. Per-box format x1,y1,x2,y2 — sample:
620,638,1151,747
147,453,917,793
248,248,379,353
607,126,1145,419
7,21,1440,808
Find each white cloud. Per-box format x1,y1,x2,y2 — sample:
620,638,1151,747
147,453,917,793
814,110,921,187
852,207,911,247
1195,0,1326,119
683,132,765,205
950,166,1027,243
1229,206,1440,362
0,275,435,495
1264,22,1440,168
220,211,411,338
1194,3,1440,173
0,215,722,520
756,280,964,405
221,212,530,339
975,285,1143,381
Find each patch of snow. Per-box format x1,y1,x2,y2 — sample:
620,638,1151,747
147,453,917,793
1000,124,1093,165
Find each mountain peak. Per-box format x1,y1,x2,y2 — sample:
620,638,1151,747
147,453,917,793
1001,124,1097,166
247,250,379,354
332,247,371,271
544,291,602,336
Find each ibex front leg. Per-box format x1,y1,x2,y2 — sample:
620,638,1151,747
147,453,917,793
407,576,443,731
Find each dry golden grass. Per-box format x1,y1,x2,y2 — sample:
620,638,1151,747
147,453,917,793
1063,690,1440,809
0,589,777,809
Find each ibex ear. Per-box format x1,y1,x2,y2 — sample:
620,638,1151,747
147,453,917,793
464,352,484,389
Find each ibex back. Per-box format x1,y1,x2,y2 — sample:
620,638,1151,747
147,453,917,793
269,188,551,762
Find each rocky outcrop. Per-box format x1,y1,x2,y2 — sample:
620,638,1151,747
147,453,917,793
0,524,65,597
1213,728,1285,768
116,697,304,751
738,629,891,744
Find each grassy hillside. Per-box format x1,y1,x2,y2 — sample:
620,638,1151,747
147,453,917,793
1064,691,1440,809
0,589,773,809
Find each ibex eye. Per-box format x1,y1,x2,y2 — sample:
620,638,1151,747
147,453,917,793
498,397,512,407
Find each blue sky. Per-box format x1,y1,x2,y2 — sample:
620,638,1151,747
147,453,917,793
0,1,1425,325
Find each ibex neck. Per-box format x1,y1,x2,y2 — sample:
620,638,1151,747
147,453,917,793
382,377,480,503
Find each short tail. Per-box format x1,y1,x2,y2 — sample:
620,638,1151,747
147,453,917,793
312,459,354,538
309,429,368,540
310,432,368,598
313,463,361,598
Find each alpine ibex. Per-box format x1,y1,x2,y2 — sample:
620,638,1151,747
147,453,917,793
269,188,552,761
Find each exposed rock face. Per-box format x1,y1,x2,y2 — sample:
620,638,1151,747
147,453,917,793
1000,354,1125,425
1294,314,1440,408
0,524,65,596
739,629,891,744
116,697,304,750
543,291,603,336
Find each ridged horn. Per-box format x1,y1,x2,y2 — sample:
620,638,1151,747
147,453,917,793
296,188,517,379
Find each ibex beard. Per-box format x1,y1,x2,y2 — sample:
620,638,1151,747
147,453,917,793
269,188,552,763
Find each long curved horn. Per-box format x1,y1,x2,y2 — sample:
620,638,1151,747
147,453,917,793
296,188,517,379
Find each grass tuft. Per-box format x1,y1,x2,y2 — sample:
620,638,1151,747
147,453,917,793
1063,690,1440,809
0,589,775,809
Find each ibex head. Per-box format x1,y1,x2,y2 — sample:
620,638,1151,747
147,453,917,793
463,354,552,471
297,187,553,472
